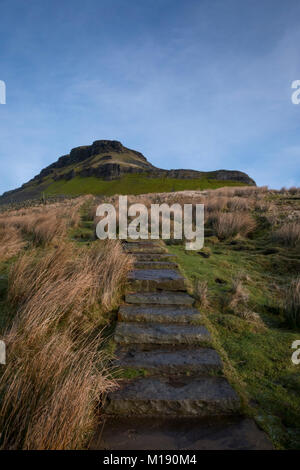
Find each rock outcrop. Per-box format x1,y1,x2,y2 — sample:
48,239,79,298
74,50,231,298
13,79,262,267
0,139,256,204
28,139,256,185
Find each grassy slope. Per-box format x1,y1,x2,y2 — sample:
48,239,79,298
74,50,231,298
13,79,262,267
167,227,300,449
0,198,133,449
44,175,243,197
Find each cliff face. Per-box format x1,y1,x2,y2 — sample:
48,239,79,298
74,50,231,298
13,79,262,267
0,140,256,203
30,139,255,184
33,140,156,182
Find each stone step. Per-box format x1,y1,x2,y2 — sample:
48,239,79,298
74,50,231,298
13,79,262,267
134,261,178,269
126,291,194,306
119,304,201,324
128,269,186,291
93,416,273,450
105,376,240,417
134,253,177,262
124,239,160,245
116,348,223,375
124,245,167,254
114,322,211,346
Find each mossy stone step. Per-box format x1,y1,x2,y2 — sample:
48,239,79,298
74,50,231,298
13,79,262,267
116,348,223,375
114,322,211,346
95,416,273,450
119,304,201,324
134,261,178,269
124,245,167,254
123,239,161,245
128,269,186,291
126,291,194,305
134,253,177,262
105,376,240,417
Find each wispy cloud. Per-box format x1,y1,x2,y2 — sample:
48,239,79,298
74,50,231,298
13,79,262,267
0,0,300,193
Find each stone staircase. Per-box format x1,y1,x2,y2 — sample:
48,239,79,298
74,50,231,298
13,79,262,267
105,240,241,418
94,239,273,449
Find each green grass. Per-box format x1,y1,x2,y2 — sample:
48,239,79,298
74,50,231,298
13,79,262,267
44,175,244,197
168,234,300,449
69,204,95,243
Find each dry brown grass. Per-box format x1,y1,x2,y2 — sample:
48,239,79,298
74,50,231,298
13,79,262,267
0,225,26,261
0,239,132,449
210,212,256,239
0,330,115,450
0,197,87,247
227,197,251,211
209,185,268,198
272,223,300,247
194,280,210,309
278,186,300,196
288,186,300,195
205,197,228,212
227,277,264,326
254,199,273,212
8,240,132,328
229,278,250,312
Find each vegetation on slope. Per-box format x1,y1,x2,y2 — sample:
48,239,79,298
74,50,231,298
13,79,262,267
0,197,132,449
0,139,255,204
44,175,245,197
162,186,300,449
0,185,299,449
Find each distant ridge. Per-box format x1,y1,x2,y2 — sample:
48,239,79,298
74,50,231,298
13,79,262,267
0,140,256,203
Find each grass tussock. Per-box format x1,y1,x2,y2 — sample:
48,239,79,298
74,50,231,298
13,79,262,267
282,278,300,329
227,197,251,211
0,225,26,261
272,223,300,247
228,277,250,312
0,239,132,449
1,330,114,450
0,197,86,248
205,197,228,212
225,276,264,327
194,280,210,309
210,212,256,239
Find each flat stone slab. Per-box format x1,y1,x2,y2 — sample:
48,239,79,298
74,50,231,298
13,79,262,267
105,376,240,417
128,269,186,291
92,417,273,450
119,304,201,324
134,253,177,262
134,261,178,269
114,322,211,345
124,245,167,254
124,240,161,246
116,348,223,375
126,291,195,306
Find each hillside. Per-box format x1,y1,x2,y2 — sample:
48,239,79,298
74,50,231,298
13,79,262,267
0,187,299,449
0,140,256,203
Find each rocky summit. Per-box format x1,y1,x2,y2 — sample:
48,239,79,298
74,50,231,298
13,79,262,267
0,139,256,203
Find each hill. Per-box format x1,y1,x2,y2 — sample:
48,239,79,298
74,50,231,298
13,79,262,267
0,140,256,203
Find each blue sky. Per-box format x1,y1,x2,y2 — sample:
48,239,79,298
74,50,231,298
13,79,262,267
0,0,300,194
